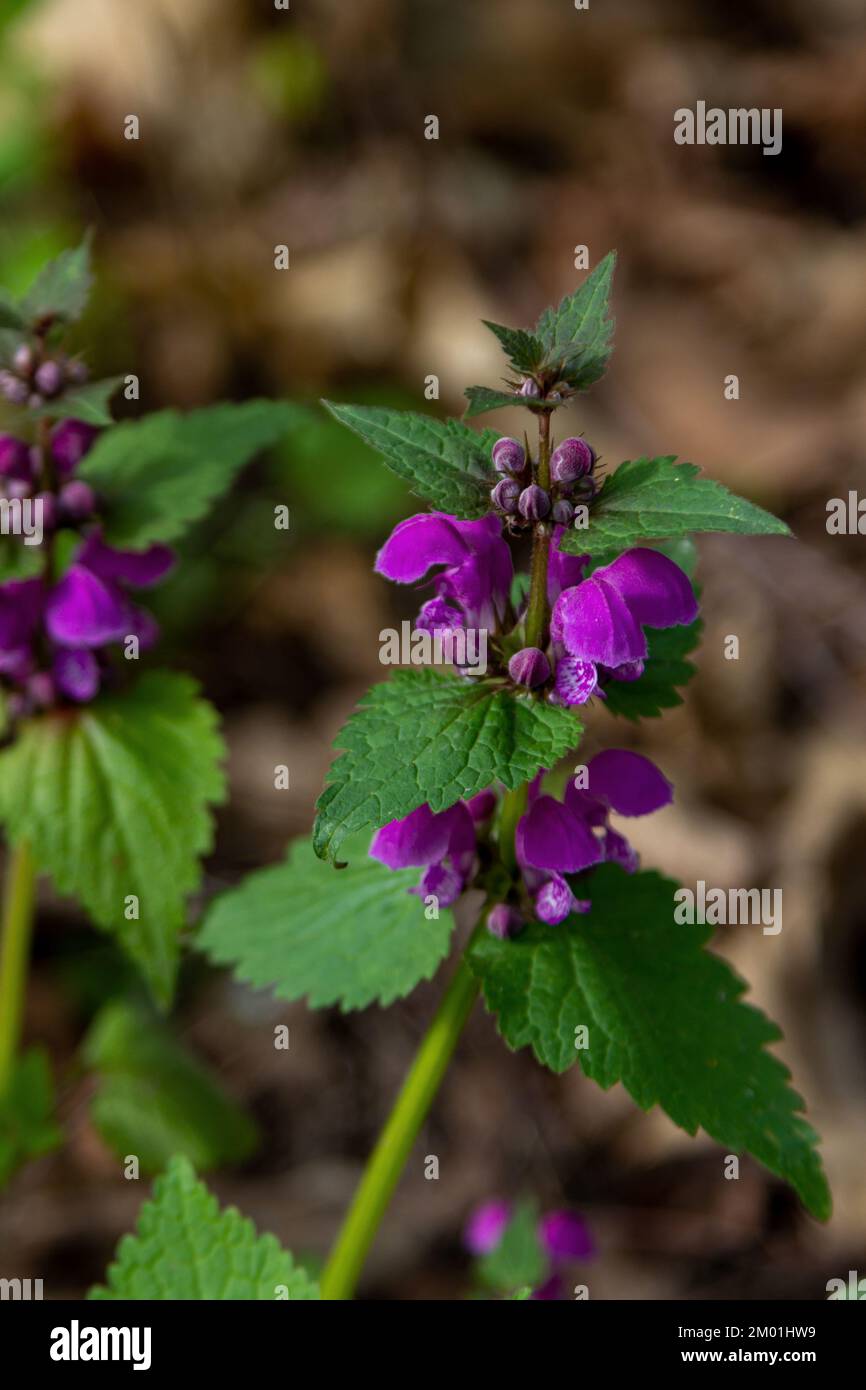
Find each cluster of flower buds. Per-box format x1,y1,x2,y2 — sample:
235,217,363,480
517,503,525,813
0,421,97,527
489,434,596,527
0,343,88,412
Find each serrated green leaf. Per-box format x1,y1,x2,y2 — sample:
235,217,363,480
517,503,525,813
482,321,547,373
602,618,701,720
560,456,790,558
200,833,455,1011
89,1155,319,1300
476,1200,546,1293
0,671,226,1004
33,375,122,426
19,233,93,324
463,386,522,417
82,1002,257,1173
535,252,616,389
0,1049,62,1187
469,865,830,1220
313,670,583,864
79,401,304,549
323,401,496,517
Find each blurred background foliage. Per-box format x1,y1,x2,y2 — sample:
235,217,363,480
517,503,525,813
1,0,865,1299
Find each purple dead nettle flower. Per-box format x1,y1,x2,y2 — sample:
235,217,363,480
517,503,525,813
549,542,699,706
369,791,493,906
0,419,175,711
464,1200,595,1300
375,511,512,643
506,749,673,928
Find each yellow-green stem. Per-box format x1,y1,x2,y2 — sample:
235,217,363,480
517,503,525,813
320,944,481,1299
0,840,37,1096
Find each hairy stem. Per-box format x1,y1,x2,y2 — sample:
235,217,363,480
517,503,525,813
320,943,481,1300
0,840,37,1097
523,409,551,650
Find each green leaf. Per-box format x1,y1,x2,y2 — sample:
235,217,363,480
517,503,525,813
469,865,831,1221
482,321,547,373
34,375,122,427
463,386,521,418
0,1049,62,1187
0,294,24,331
535,251,616,389
79,401,304,549
89,1155,319,1300
560,456,790,558
476,1200,546,1293
602,618,702,720
0,671,226,1004
0,538,41,583
82,1002,258,1173
19,233,94,324
323,402,496,518
313,670,583,864
200,833,455,1010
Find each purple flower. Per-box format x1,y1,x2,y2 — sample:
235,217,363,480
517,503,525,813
464,1201,511,1255
52,647,100,703
492,437,526,477
514,750,673,925
518,484,550,521
490,477,521,514
0,435,33,483
375,512,512,634
486,903,523,939
45,535,174,649
546,525,588,605
539,1210,596,1261
550,547,698,705
550,437,594,485
369,800,476,907
50,419,99,476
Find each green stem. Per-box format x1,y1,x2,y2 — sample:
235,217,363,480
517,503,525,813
498,785,527,874
0,840,37,1096
523,409,552,650
320,944,481,1300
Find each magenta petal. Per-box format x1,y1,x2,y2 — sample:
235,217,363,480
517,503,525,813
520,796,603,874
603,828,640,873
552,576,647,667
374,513,470,582
463,1200,511,1255
465,789,496,822
77,534,175,588
534,874,576,925
586,749,674,817
551,656,598,706
0,578,43,650
531,1272,566,1300
547,526,589,604
539,1210,595,1261
370,802,474,871
50,419,99,475
45,566,128,647
598,548,698,629
412,861,462,907
53,647,100,702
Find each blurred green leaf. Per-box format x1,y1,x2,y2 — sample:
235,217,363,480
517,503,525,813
476,1201,546,1293
83,1001,257,1174
0,1048,62,1188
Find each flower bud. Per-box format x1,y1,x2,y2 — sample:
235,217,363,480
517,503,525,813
490,477,521,514
65,358,89,385
12,344,34,376
518,483,550,520
551,499,574,526
34,360,63,397
0,371,29,405
26,673,55,709
519,377,541,398
0,435,32,481
51,419,99,475
508,645,551,688
486,904,523,940
534,874,576,925
6,479,31,500
550,437,594,485
492,436,526,476
58,479,96,522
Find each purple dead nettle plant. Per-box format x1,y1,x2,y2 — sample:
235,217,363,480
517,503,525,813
0,239,305,1243
199,251,830,1302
